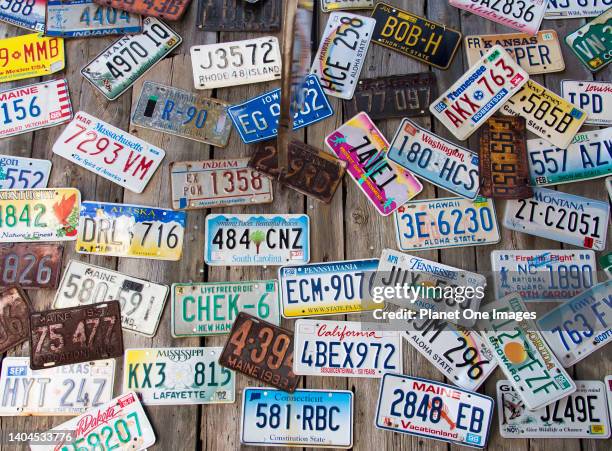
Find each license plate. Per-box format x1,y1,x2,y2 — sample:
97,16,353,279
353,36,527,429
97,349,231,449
561,80,612,125
606,375,612,422
123,347,235,405
322,0,373,11
449,0,547,35
0,33,64,83
171,280,280,337
371,2,461,69
431,45,528,141
566,8,612,72
228,74,333,144
546,0,609,18
81,17,182,100
0,188,80,242
76,201,186,260
0,357,115,416
601,251,612,279
0,243,63,289
497,380,611,438
0,0,45,31
53,259,169,337
204,213,309,266
0,155,51,188
503,188,609,251
608,175,612,201
93,0,191,20
196,0,281,31
0,287,30,354
219,312,300,392
279,258,379,318
241,388,354,448
375,374,494,448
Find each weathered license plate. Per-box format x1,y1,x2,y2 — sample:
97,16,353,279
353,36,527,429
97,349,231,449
53,260,169,337
322,0,373,11
171,280,280,337
371,2,461,69
0,0,45,31
450,0,547,35
0,287,30,354
81,17,182,100
375,374,494,448
219,312,300,392
561,80,612,125
93,0,191,20
566,8,612,72
497,380,611,438
503,188,609,251
0,155,51,189
0,33,64,83
0,357,115,416
0,243,63,289
546,0,609,18
196,0,281,31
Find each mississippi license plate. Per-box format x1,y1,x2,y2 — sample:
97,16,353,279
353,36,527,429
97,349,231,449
241,388,354,448
0,357,115,416
196,0,282,31
0,155,51,189
0,33,64,83
566,8,612,72
546,0,609,18
0,243,63,289
503,188,609,251
322,0,373,11
0,287,30,354
171,280,280,337
561,80,612,125
375,374,494,448
450,0,547,35
81,17,182,100
93,0,191,20
53,260,169,337
204,214,309,266
0,0,45,31
371,2,461,69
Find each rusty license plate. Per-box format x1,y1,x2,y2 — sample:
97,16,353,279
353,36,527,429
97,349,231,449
93,0,192,20
197,0,282,31
0,243,64,289
0,287,31,354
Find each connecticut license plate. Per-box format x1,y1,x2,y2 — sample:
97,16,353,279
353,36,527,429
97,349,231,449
0,155,51,188
561,80,612,125
0,243,63,289
546,0,609,18
196,0,282,31
566,8,612,72
322,0,373,11
93,0,191,20
0,0,45,31
450,0,547,35
0,287,30,354
0,33,64,83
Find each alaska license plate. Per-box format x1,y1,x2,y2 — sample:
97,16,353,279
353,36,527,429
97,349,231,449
196,0,282,31
93,0,191,20
0,287,30,354
566,8,612,72
0,0,45,31
0,243,63,289
0,155,51,189
450,0,547,35
0,33,64,83
561,80,612,125
546,0,610,18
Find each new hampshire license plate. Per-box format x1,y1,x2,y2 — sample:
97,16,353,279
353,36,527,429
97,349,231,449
0,155,51,188
0,0,45,31
0,33,64,83
566,8,612,72
561,80,612,125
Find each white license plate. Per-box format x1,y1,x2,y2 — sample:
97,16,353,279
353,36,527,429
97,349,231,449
606,375,612,424
0,357,115,416
311,12,375,99
450,0,547,35
497,380,611,438
375,374,494,448
53,111,165,194
190,36,281,90
0,155,51,189
53,260,169,337
546,0,609,18
321,0,374,11
561,80,612,125
431,45,528,140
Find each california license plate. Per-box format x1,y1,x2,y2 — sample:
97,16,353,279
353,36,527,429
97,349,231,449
450,0,547,35
0,33,64,83
0,286,30,354
81,17,181,100
546,0,610,18
561,80,612,125
0,243,63,289
93,0,191,20
196,0,282,31
0,155,51,188
0,0,45,31
566,8,612,72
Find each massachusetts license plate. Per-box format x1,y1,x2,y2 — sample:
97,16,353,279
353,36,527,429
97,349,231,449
0,0,45,31
371,2,461,69
546,0,609,18
241,388,354,448
81,17,182,100
0,33,64,83
0,155,51,189
561,80,612,125
322,0,373,11
93,0,191,20
204,214,309,266
450,0,547,35
375,374,494,448
197,0,281,31
566,8,612,72
0,357,115,416
0,243,63,289
53,260,169,337
0,287,30,354
503,188,609,251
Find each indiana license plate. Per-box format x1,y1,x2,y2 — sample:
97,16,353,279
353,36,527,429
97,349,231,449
81,17,181,100
546,0,609,18
0,0,45,31
566,8,612,72
375,374,494,448
241,388,354,448
204,214,309,266
0,243,63,289
503,188,609,251
171,280,280,337
450,0,547,35
93,0,191,20
0,287,30,354
561,80,612,125
0,33,64,83
0,357,115,416
322,0,373,11
196,0,281,31
0,155,51,189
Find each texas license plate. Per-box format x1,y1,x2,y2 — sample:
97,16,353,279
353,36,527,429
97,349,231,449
0,243,63,289
450,0,547,35
93,0,191,20
566,8,612,72
0,155,51,188
546,0,609,18
204,214,310,266
196,0,282,31
0,33,64,83
131,81,232,147
503,188,609,251
561,80,612,125
0,0,45,31
0,357,115,416
322,0,373,11
81,17,182,100
0,287,30,354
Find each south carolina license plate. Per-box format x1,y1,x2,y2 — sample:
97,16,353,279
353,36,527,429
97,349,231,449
0,33,64,83
196,0,282,31
450,0,547,35
0,155,51,188
546,0,610,18
503,188,609,251
0,357,115,416
0,243,63,289
0,0,45,31
322,0,373,11
561,80,612,125
93,0,191,20
0,287,30,354
566,8,612,72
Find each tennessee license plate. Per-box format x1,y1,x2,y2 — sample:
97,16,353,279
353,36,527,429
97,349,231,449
503,188,609,251
322,0,373,11
0,243,63,289
196,0,282,31
450,0,547,35
0,155,51,188
0,0,45,31
93,0,191,20
561,80,612,125
566,8,612,72
0,33,64,83
546,0,610,18
0,287,31,354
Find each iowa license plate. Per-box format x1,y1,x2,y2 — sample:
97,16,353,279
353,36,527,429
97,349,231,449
196,0,281,31
0,155,51,189
0,287,30,354
0,0,45,31
450,0,547,35
561,80,612,125
566,8,612,72
322,0,373,11
93,0,191,20
0,243,63,289
0,33,64,83
546,0,610,18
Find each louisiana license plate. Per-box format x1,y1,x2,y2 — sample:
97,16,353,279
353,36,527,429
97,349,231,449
0,155,51,188
546,0,610,18
196,0,282,31
93,0,191,20
0,243,63,289
0,0,45,31
566,8,612,72
561,80,612,125
0,287,30,354
0,33,64,83
450,0,547,35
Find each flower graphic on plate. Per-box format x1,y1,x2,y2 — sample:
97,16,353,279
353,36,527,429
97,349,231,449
167,362,192,389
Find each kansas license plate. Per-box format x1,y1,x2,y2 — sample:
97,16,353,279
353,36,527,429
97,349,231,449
81,17,181,100
0,33,64,83
0,357,115,416
197,0,281,31
93,0,191,20
0,243,63,289
371,2,461,69
0,0,45,31
503,188,609,251
450,0,547,35
322,0,373,11
0,155,51,189
566,8,612,72
0,287,30,354
546,0,609,18
561,80,612,125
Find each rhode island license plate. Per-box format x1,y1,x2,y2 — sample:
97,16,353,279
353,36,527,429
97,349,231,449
0,287,31,354
0,0,45,31
546,0,609,18
566,8,612,72
561,80,612,125
449,0,547,35
93,0,191,20
0,155,51,188
0,33,64,83
0,243,63,289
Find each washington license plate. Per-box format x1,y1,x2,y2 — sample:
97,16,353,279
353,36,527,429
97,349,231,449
0,33,64,83
0,243,63,289
196,0,282,31
93,0,191,20
546,0,610,18
322,0,373,11
450,0,547,35
561,80,612,125
566,8,612,72
0,155,51,188
0,287,30,354
0,0,45,31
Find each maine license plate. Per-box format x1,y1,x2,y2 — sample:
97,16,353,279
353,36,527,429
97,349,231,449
449,0,547,35
93,0,191,20
53,260,169,337
0,155,51,188
241,388,354,448
0,0,45,31
81,17,182,100
375,374,494,448
0,357,115,416
53,111,165,193
546,0,609,18
497,380,611,438
561,80,612,125
503,188,609,251
371,2,462,69
0,33,64,83
132,81,232,147
171,280,280,337
204,214,309,266
0,287,30,354
196,0,282,31
77,201,186,260
322,0,373,11
566,8,612,72
0,188,80,243
0,243,63,289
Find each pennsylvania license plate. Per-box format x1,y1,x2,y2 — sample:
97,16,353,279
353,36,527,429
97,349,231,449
0,33,64,83
196,0,282,31
0,243,63,289
93,0,191,20
0,0,45,31
561,80,612,125
566,8,612,72
546,0,609,18
0,287,30,354
0,155,51,189
450,0,547,35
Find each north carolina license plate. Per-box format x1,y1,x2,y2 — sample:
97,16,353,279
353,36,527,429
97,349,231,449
0,33,64,83
0,286,30,354
53,259,169,337
204,214,309,266
171,280,280,337
503,188,609,251
450,0,547,35
322,0,373,11
0,0,45,31
81,17,182,100
0,155,51,188
375,374,494,448
241,388,354,448
93,0,191,20
0,357,115,416
566,8,612,72
561,80,612,125
196,0,282,31
0,243,63,289
546,0,610,18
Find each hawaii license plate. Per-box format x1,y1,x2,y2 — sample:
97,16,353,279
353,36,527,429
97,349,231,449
241,388,354,448
53,259,169,337
204,214,309,266
503,188,609,251
322,0,373,11
0,0,45,31
196,0,282,31
0,243,63,289
566,8,612,72
0,33,64,83
0,155,51,188
81,17,181,100
0,357,115,416
561,80,612,125
450,0,547,35
93,0,191,20
171,280,280,337
0,287,30,354
546,0,610,18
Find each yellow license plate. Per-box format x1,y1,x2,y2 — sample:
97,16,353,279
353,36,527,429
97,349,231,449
0,33,64,82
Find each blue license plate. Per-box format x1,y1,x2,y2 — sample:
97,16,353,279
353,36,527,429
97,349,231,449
0,0,45,31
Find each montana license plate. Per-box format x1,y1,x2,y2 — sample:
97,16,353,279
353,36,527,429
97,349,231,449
0,287,30,354
0,155,51,189
0,33,64,83
196,0,282,31
93,0,191,20
546,0,610,18
0,243,63,289
566,8,612,72
0,0,45,31
450,0,547,35
561,80,612,125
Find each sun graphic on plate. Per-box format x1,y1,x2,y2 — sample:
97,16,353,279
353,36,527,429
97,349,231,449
504,342,528,364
